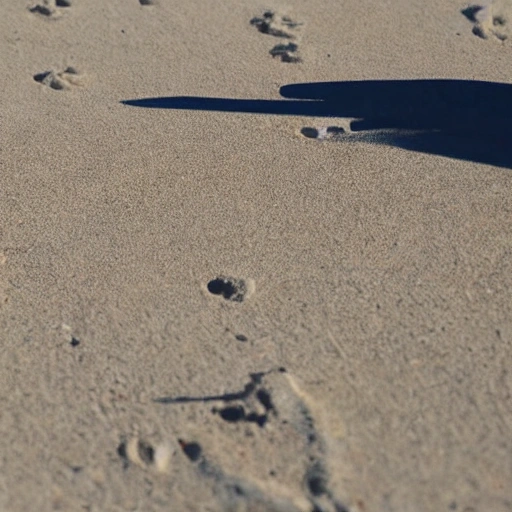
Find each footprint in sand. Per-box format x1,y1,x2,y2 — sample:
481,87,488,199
269,43,302,63
250,11,303,63
33,67,86,90
29,0,71,18
155,369,348,512
117,437,172,473
462,0,512,41
300,126,347,141
206,276,255,302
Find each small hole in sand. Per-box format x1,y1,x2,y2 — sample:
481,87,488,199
306,463,328,496
179,439,202,462
207,276,253,302
301,127,319,139
33,71,51,83
327,126,345,135
137,441,154,464
218,405,246,422
208,278,236,298
256,389,273,410
246,412,268,427
117,442,126,457
461,5,484,22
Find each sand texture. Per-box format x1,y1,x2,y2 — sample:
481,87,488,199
1,0,512,511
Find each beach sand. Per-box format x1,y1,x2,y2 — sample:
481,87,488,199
1,0,511,510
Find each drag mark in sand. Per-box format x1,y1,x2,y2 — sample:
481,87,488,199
155,369,348,512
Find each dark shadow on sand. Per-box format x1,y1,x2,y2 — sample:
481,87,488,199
122,80,512,168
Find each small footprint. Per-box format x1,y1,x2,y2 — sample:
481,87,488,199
462,0,512,41
251,11,303,63
117,437,171,473
270,43,301,63
33,67,85,90
250,11,302,38
300,126,347,141
29,0,71,18
207,276,255,302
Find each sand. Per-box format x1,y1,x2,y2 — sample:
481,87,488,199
1,0,511,511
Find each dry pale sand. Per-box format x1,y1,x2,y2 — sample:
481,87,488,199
1,0,512,511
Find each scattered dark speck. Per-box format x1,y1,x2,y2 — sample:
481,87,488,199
449,501,458,510
235,334,248,342
70,337,80,347
232,484,245,496
56,0,71,6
